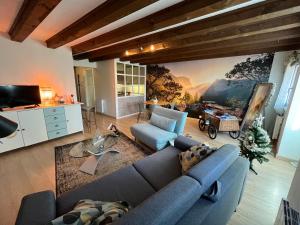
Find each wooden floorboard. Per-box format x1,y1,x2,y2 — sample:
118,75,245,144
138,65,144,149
0,114,295,225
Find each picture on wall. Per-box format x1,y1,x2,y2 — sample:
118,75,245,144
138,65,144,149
241,83,273,130
146,53,274,122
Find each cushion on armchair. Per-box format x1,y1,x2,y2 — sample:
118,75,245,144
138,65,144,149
130,123,177,151
150,113,177,132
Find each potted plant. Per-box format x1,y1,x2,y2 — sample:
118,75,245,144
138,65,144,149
240,115,272,174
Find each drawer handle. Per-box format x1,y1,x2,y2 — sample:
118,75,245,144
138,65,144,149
55,125,59,127
56,132,60,135
54,117,58,120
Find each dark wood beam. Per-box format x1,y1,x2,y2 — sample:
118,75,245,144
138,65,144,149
137,45,300,65
46,0,158,48
71,0,249,54
73,0,300,59
137,44,300,64
88,13,300,62
9,0,61,42
131,38,300,64
120,27,300,62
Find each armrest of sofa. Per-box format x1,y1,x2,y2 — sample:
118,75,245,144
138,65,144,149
114,176,202,225
174,135,200,151
15,190,56,225
187,144,239,190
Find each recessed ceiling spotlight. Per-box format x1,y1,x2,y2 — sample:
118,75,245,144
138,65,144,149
150,45,155,51
125,50,129,56
140,46,144,51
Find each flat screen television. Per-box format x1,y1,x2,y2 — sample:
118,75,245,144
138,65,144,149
0,85,41,110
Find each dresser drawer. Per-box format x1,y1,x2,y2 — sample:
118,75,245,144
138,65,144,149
47,128,68,140
44,107,65,117
46,122,67,132
45,113,66,124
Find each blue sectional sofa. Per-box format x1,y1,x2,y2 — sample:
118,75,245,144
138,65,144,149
15,136,249,225
131,106,188,151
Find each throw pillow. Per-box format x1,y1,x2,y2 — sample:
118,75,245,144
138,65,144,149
179,143,216,174
49,199,130,225
150,113,177,132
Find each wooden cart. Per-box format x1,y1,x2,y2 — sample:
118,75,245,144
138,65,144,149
198,110,240,139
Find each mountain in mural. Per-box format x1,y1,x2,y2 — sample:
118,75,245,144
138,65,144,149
202,79,257,108
171,75,210,100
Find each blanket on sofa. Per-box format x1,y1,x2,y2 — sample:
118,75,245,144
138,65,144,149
49,199,130,225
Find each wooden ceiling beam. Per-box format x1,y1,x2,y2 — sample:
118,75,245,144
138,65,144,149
73,0,300,59
88,14,300,62
71,0,250,54
9,0,61,42
119,27,300,62
137,44,300,64
131,39,300,64
46,0,158,48
137,44,300,65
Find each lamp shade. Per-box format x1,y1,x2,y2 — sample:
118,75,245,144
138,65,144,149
0,115,18,138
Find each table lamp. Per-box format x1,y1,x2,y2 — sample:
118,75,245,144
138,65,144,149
0,115,18,139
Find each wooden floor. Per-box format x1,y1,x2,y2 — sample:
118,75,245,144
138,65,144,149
0,114,296,225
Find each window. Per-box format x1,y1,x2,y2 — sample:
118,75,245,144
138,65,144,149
274,63,299,115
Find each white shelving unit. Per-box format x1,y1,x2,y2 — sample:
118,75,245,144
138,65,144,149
95,59,146,118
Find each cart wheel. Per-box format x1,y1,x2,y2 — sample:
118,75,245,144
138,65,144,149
198,118,206,131
208,125,217,139
229,131,240,139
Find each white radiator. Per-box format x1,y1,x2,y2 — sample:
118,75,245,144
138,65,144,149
275,199,300,225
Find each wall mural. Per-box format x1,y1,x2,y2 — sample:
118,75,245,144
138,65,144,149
146,53,274,120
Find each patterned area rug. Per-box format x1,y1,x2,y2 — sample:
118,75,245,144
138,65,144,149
55,132,151,196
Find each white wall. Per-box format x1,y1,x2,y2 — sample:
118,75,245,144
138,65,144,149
0,33,77,100
277,68,300,161
94,59,116,117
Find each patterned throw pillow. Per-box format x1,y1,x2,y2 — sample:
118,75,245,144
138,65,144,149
49,199,130,225
179,143,217,174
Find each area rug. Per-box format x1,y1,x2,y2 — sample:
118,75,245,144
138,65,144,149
55,132,151,197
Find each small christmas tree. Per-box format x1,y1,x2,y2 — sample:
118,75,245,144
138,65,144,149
240,115,272,174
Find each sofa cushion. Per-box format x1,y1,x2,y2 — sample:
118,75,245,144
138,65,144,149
176,157,249,225
150,113,177,132
133,146,182,190
114,176,203,225
153,106,188,135
179,143,216,174
174,135,201,151
15,191,56,225
56,165,155,216
187,144,239,190
131,123,177,151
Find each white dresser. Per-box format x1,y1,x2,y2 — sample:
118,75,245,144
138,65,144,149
0,103,83,154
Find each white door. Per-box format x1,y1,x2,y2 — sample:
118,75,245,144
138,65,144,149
18,109,48,146
65,105,83,134
0,111,25,153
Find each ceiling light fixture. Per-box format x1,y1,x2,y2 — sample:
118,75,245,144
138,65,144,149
150,45,155,51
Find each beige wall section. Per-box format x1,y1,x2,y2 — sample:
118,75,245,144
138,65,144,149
0,33,77,100
94,59,116,117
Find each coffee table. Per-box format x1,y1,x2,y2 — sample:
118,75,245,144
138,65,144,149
69,133,121,175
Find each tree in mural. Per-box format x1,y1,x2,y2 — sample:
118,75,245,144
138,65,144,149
147,65,183,101
225,53,274,83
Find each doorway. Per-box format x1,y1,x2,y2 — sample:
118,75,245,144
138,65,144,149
74,67,96,107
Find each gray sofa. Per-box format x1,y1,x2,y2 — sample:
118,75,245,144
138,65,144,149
131,106,188,151
15,136,249,225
